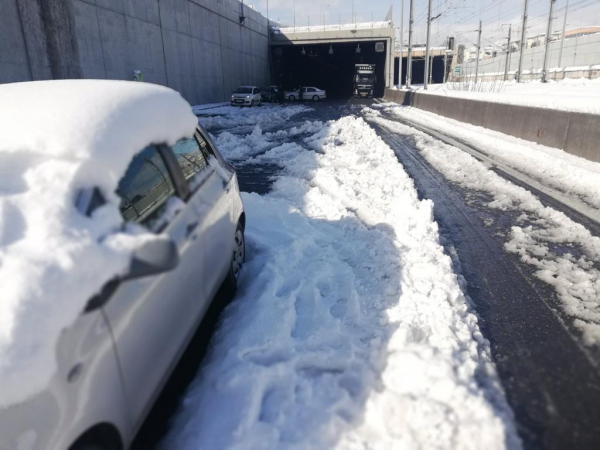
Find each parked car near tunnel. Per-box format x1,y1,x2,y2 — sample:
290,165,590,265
231,85,262,106
0,80,246,450
285,86,327,102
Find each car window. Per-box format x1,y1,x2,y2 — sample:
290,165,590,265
307,88,315,92
116,146,176,226
172,137,209,187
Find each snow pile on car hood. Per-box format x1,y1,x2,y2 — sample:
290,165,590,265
0,80,197,406
162,115,519,449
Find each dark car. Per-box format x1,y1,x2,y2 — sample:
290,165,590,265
259,86,279,102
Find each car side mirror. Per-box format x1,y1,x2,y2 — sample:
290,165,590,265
123,237,179,281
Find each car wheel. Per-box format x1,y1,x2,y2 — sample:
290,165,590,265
249,100,254,107
258,99,262,106
312,95,319,102
289,95,295,101
224,222,245,293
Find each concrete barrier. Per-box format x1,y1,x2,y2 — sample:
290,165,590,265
383,88,600,163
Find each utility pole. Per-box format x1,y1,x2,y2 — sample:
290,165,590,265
541,0,557,82
406,0,414,88
475,20,482,84
516,0,529,82
504,24,512,80
443,37,449,83
557,0,569,68
423,0,432,89
399,0,404,87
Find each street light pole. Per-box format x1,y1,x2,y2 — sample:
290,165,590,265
557,0,569,68
516,0,529,82
399,0,404,87
541,0,557,82
475,20,482,84
504,24,512,81
406,0,414,88
424,0,432,89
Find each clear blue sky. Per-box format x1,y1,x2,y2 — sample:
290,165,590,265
250,0,600,47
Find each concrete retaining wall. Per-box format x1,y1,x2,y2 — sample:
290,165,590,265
384,88,600,163
0,0,270,105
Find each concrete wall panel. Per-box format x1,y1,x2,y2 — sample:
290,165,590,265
122,0,159,25
2,0,269,105
384,88,600,163
97,7,129,79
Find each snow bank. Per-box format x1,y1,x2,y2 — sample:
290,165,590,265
0,80,197,406
413,78,600,115
277,20,392,33
376,103,600,211
197,104,312,130
212,120,325,161
162,115,518,449
366,110,600,345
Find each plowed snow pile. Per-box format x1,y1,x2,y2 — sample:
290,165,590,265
162,115,519,449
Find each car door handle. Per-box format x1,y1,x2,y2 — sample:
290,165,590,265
186,221,199,238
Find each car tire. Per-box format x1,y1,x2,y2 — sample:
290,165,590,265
312,95,319,102
223,221,245,293
289,95,295,102
258,99,262,106
249,100,254,107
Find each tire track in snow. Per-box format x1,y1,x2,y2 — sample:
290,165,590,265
365,115,600,449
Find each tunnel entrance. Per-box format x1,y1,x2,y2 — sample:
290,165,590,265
270,41,388,98
394,55,446,85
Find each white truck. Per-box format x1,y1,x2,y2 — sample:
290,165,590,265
354,64,376,98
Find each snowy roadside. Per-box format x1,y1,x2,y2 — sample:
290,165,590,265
364,109,600,346
161,112,519,449
402,78,600,115
374,102,600,212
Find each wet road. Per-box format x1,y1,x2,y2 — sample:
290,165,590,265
133,98,600,449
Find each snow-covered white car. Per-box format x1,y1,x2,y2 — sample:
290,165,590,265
0,80,245,450
231,85,262,106
285,86,327,102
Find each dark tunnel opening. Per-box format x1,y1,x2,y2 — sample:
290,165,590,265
394,55,447,85
270,41,388,98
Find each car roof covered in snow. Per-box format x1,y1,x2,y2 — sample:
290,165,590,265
0,79,196,162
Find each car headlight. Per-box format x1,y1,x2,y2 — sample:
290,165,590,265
246,95,250,99
231,95,234,100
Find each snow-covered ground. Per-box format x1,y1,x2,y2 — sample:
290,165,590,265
403,78,600,115
162,106,519,449
367,104,600,345
196,104,311,131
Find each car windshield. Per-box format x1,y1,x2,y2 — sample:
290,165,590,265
234,87,253,94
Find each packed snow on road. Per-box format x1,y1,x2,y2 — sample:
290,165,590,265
161,105,521,449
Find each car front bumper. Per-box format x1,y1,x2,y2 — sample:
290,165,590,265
231,98,252,106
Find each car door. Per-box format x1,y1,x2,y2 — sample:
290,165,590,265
188,129,235,301
101,144,209,430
